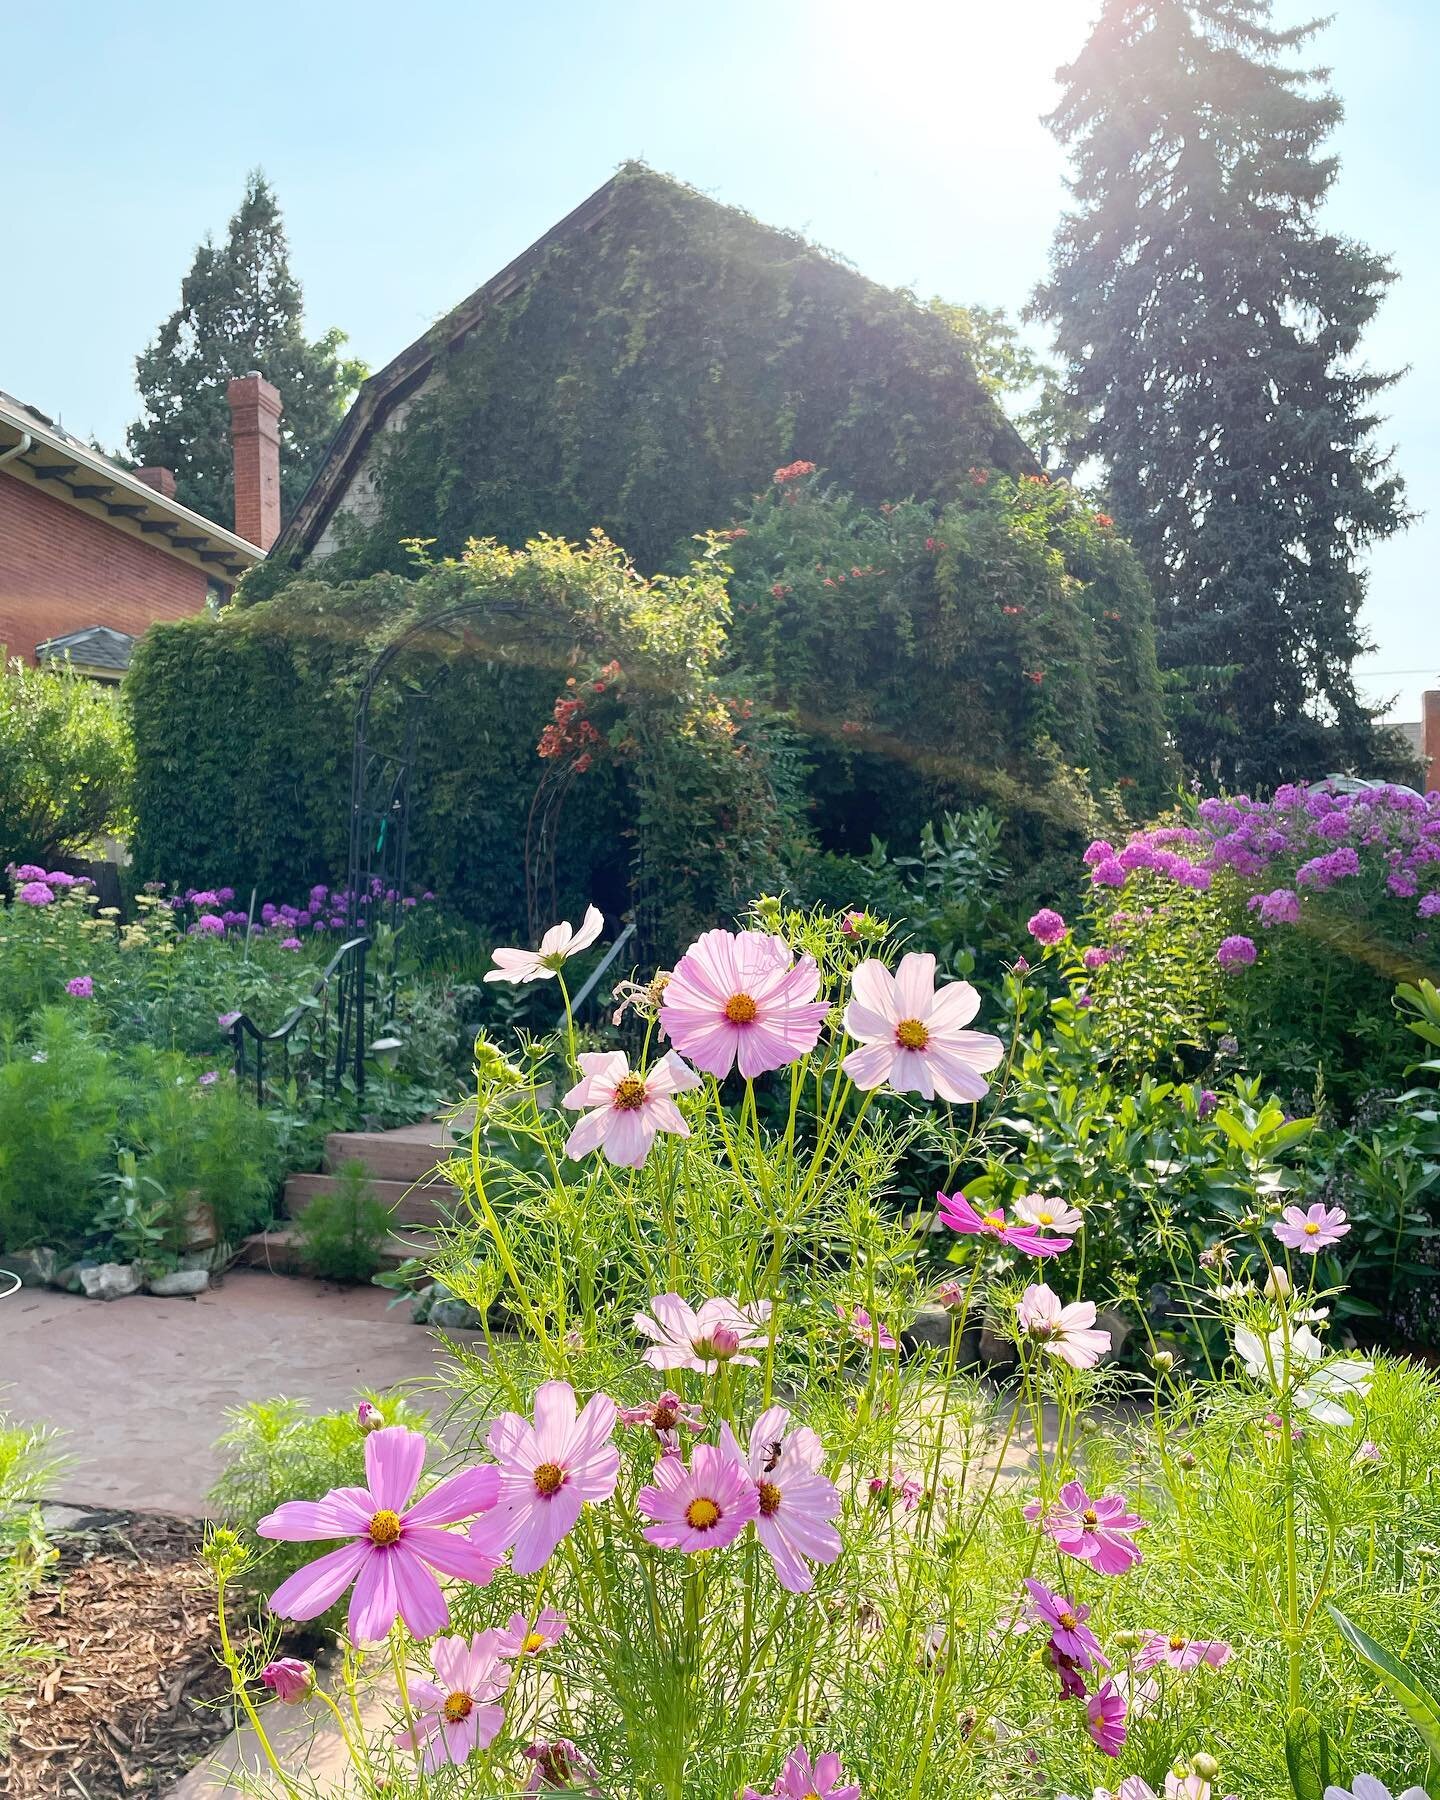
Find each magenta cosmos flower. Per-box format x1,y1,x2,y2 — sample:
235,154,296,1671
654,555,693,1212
260,1658,313,1703
744,1744,861,1800
938,1191,1071,1258
837,1302,898,1350
1018,1283,1111,1368
1134,1630,1232,1672
1024,1480,1145,1575
258,1425,500,1643
1086,1679,1128,1756
1024,1577,1109,1670
561,1050,700,1167
638,1441,759,1553
486,905,604,983
397,1633,506,1772
634,1293,771,1374
469,1382,619,1576
842,952,1003,1103
523,1739,601,1795
494,1608,567,1659
659,928,830,1079
1272,1202,1350,1254
718,1404,841,1593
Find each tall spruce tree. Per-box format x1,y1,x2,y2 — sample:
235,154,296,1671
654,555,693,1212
128,172,364,526
1033,2,1408,785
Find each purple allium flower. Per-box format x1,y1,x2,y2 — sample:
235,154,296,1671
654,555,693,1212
280,937,303,951
65,975,94,998
17,881,54,906
1216,935,1257,972
1027,908,1067,946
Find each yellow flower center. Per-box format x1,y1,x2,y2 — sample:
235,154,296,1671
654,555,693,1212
522,1631,548,1654
367,1509,402,1546
1304,1221,1320,1235
984,1210,1006,1229
724,991,759,1024
685,1496,721,1530
895,1017,930,1051
611,1075,647,1111
1082,1508,1099,1526
533,1461,566,1497
757,1480,782,1518
1058,1610,1078,1630
1037,1210,1055,1225
442,1691,474,1723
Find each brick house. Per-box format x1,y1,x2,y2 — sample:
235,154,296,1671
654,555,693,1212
0,375,283,675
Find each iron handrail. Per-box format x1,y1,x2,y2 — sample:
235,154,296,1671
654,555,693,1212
230,934,371,1103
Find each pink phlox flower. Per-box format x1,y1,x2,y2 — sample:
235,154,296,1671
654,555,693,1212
1272,1202,1350,1253
837,1302,898,1350
258,1425,500,1644
633,1292,771,1373
842,952,1003,1102
1086,1679,1128,1755
561,1050,700,1167
1028,908,1067,945
65,975,94,998
522,1739,601,1794
17,882,54,906
637,1440,759,1553
1023,1479,1145,1574
938,1191,1071,1258
747,1745,861,1800
396,1632,507,1771
1135,1630,1233,1672
260,1658,313,1703
718,1404,841,1593
1023,1577,1109,1670
659,928,830,1078
1013,1192,1085,1236
468,1382,619,1575
1018,1284,1111,1368
494,1608,567,1658
486,905,605,982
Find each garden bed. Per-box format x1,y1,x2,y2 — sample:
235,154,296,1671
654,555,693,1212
3,1509,249,1799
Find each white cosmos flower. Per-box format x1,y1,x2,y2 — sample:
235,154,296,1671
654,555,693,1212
485,906,604,983
1234,1322,1373,1428
1324,1779,1428,1800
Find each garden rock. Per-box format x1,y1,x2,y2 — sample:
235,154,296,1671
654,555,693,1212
5,1247,60,1287
901,1304,967,1355
147,1268,210,1297
80,1261,142,1300
427,1295,486,1330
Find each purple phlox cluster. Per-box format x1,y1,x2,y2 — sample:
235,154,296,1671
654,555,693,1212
1248,888,1301,927
1215,935,1257,972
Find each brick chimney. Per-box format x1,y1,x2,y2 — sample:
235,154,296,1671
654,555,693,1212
1423,689,1440,796
226,372,283,551
134,466,177,499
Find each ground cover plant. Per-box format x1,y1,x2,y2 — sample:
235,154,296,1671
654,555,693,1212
204,900,1440,1799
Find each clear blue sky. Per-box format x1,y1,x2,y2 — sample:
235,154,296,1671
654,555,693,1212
4,0,1433,721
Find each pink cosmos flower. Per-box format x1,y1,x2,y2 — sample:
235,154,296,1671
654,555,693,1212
837,1302,898,1350
743,1744,861,1800
258,1426,500,1643
396,1633,506,1772
637,1442,759,1553
1024,1479,1145,1574
1014,1192,1085,1236
868,1470,924,1510
468,1382,619,1576
1272,1202,1350,1254
659,928,830,1078
561,1050,701,1167
485,905,604,982
260,1658,313,1703
633,1293,771,1374
938,1191,1072,1258
1048,1641,1089,1699
618,1390,704,1454
1023,1577,1109,1670
523,1739,601,1794
1018,1284,1111,1368
1086,1679,1128,1756
841,952,1003,1102
718,1404,841,1593
1135,1630,1233,1672
494,1608,567,1658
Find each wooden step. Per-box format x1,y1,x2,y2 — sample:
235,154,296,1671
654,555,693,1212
237,1226,439,1277
283,1173,460,1228
324,1123,462,1184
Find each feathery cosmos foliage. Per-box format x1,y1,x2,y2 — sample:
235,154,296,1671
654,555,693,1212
127,171,364,524
1033,1,1409,786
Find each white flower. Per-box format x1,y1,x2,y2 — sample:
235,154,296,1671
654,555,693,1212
484,906,604,983
1234,1322,1373,1427
1324,1778,1428,1800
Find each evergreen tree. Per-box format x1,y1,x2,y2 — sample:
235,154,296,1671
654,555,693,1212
128,172,364,526
1033,1,1409,786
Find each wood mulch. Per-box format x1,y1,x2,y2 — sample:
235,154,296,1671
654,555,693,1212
1,1509,254,1799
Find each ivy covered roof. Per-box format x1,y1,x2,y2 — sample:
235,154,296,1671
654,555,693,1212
273,164,1035,571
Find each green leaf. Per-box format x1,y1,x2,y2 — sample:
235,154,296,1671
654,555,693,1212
1284,1706,1334,1800
1328,1603,1440,1793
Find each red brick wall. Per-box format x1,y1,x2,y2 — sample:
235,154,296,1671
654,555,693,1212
0,470,209,665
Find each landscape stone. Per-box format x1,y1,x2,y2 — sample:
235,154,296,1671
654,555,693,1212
79,1261,142,1301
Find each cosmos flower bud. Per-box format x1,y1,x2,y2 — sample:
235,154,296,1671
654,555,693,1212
1178,1450,1197,1470
1113,1627,1147,1651
356,1401,383,1434
1153,1349,1176,1371
708,1323,741,1360
1263,1267,1291,1300
260,1658,314,1704
1192,1754,1221,1782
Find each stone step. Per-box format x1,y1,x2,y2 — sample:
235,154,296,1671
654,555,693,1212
237,1226,438,1277
323,1122,463,1184
283,1172,460,1228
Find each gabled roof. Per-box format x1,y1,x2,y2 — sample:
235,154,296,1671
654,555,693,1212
0,390,260,580
274,166,1035,563
36,625,136,673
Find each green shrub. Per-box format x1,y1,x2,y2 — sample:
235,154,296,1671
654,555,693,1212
0,658,132,869
0,1413,60,1753
0,1010,123,1252
293,1160,394,1283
